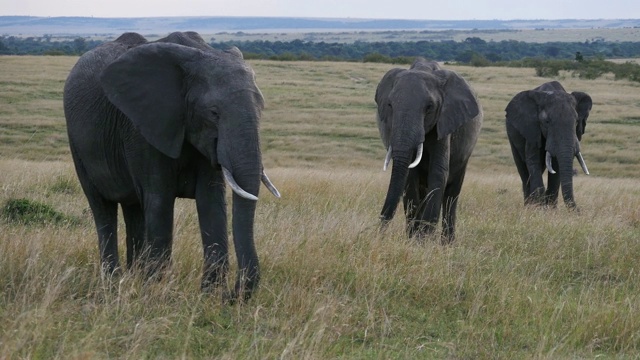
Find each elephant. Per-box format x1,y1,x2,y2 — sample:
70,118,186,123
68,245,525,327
375,58,483,243
63,31,280,302
505,81,592,209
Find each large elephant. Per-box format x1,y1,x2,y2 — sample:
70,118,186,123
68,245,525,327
375,59,483,242
63,31,280,301
505,81,592,209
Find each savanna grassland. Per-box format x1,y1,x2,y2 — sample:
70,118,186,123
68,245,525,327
205,27,640,44
2,55,640,358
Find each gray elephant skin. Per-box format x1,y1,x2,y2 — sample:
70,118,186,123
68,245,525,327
375,59,483,242
63,31,280,301
505,81,592,209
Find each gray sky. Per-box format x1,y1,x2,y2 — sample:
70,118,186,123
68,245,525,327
2,0,639,20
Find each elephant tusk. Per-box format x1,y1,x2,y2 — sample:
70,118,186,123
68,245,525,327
545,151,556,174
222,167,258,201
576,152,590,175
408,143,423,169
261,171,281,198
383,146,392,171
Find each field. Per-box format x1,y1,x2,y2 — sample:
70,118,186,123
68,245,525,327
206,27,640,44
1,55,640,358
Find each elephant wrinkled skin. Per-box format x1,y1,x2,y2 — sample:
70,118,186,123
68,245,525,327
505,81,592,209
375,58,483,243
63,31,279,302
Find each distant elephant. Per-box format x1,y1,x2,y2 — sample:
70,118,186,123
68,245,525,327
505,81,592,209
375,59,483,242
63,31,280,302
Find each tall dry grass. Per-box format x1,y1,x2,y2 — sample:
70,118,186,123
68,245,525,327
1,56,640,358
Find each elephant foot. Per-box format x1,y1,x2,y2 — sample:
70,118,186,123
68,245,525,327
201,264,229,292
217,271,259,305
101,260,122,277
200,278,222,294
220,286,254,305
407,220,436,239
99,263,122,291
565,203,580,213
379,216,392,232
221,290,244,306
524,198,548,208
440,233,455,246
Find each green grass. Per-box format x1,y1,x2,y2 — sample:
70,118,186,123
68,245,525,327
1,56,640,358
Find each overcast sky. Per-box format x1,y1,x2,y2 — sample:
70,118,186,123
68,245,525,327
2,0,639,20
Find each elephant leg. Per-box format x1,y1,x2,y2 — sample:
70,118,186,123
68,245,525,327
73,159,120,274
196,166,229,292
525,144,545,205
142,193,176,278
91,199,119,275
416,145,448,237
121,202,145,270
403,170,422,237
416,186,442,237
509,139,532,202
545,157,560,208
441,168,468,244
404,141,445,238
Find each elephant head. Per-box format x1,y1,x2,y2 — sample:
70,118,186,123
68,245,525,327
99,42,279,201
375,59,480,222
505,85,592,208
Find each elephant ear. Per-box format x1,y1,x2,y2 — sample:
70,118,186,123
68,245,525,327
572,91,592,140
156,31,212,52
375,68,405,148
410,58,440,72
225,46,244,59
505,90,549,147
435,69,481,140
100,43,203,159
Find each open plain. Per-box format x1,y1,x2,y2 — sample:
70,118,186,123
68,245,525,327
1,55,640,358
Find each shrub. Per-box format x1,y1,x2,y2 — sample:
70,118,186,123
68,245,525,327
2,198,81,226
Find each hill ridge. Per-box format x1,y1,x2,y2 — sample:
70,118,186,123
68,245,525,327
2,16,639,36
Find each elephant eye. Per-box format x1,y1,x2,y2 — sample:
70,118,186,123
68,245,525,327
425,102,435,112
209,107,220,122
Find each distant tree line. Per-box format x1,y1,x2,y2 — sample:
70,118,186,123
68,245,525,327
2,35,640,82
0,36,102,55
3,35,640,61
222,37,640,63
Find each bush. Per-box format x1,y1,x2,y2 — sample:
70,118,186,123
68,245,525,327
363,52,393,63
535,66,560,77
612,61,640,82
499,57,640,83
470,53,491,67
2,198,81,226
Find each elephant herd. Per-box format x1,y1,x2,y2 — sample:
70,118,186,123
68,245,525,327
63,31,592,302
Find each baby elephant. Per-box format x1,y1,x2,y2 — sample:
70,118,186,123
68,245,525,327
505,81,592,209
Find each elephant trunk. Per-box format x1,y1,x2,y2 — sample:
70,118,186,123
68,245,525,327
380,152,411,224
231,192,259,301
558,150,577,209
217,115,264,301
381,111,425,225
